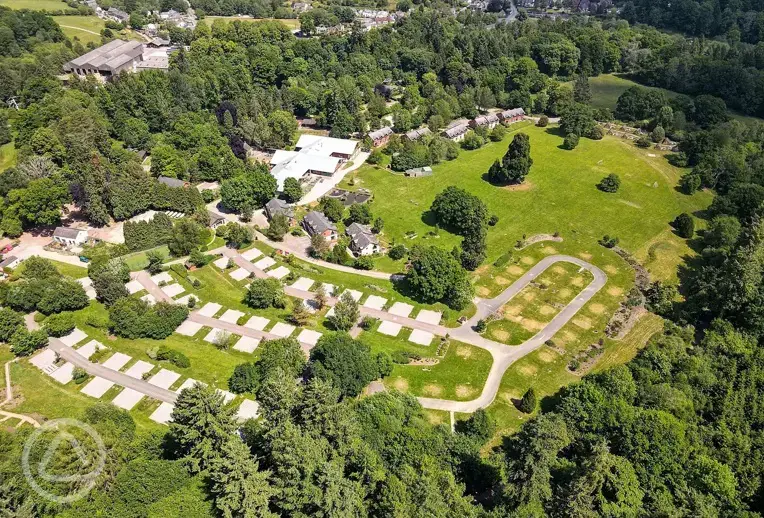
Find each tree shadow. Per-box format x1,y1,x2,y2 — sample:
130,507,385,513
420,210,439,228
544,126,566,138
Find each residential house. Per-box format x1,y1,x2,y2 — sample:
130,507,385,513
157,176,189,188
442,123,469,142
208,210,226,230
404,127,431,141
404,166,433,177
498,107,526,124
0,256,20,270
106,7,129,23
265,198,295,224
53,227,88,247
368,126,394,147
347,223,382,256
470,113,500,129
302,211,338,242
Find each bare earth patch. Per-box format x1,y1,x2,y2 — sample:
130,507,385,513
495,276,511,286
502,181,533,192
540,246,558,255
456,385,477,398
604,265,619,275
573,317,593,330
423,384,444,397
589,303,606,315
517,363,538,376
477,286,491,297
504,305,523,317
507,265,525,276
607,286,624,296
521,256,535,265
559,288,572,299
392,378,409,392
521,318,544,331
456,345,473,358
537,349,558,362
552,265,567,274
522,291,536,302
539,305,556,316
563,330,578,342
571,276,585,287
491,329,510,341
578,252,593,260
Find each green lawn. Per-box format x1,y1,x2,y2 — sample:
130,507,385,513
14,258,87,279
202,16,300,29
360,327,493,401
122,245,171,271
0,0,68,9
347,123,712,266
52,16,106,46
0,142,17,171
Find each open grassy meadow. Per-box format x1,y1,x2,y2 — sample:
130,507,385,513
347,123,712,269
52,15,105,45
0,142,17,171
0,0,68,10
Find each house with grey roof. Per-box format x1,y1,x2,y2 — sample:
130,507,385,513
442,123,469,142
404,127,431,141
53,227,88,247
470,113,500,129
208,210,226,230
302,211,338,242
498,107,526,124
265,198,295,223
0,256,20,270
157,176,189,188
63,40,144,79
346,223,381,256
368,126,394,147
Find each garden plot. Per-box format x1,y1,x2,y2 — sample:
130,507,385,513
123,360,153,379
78,278,96,299
30,350,57,373
230,268,249,281
76,340,103,360
363,295,387,310
60,328,88,347
161,283,185,298
198,302,222,317
150,272,173,284
297,329,322,346
148,368,181,389
111,388,144,410
254,257,275,270
174,294,193,306
237,399,259,420
149,402,175,424
244,316,269,330
125,280,143,294
267,266,290,279
81,377,114,398
219,309,244,324
213,257,229,269
270,322,295,338
290,277,315,291
102,352,131,371
233,336,260,353
378,321,402,337
388,302,413,317
415,310,441,325
409,329,434,346
204,328,229,344
241,248,262,261
50,363,74,384
176,320,203,336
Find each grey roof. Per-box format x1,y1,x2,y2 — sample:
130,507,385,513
265,198,294,219
53,227,85,240
64,40,143,73
157,176,187,188
136,55,169,70
303,211,336,234
404,127,431,140
442,124,468,138
368,126,394,141
500,107,525,119
346,223,379,248
0,256,17,268
473,114,499,125
208,210,225,225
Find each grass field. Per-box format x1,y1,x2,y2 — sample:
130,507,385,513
122,245,171,271
0,0,68,9
52,15,105,45
202,16,300,29
347,123,712,268
0,142,17,171
13,258,87,279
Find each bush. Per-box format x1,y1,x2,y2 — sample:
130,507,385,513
597,173,621,193
10,328,48,356
679,174,702,194
518,387,537,413
229,362,259,394
212,330,236,350
635,136,651,148
489,125,506,142
86,312,110,329
43,312,75,337
650,125,665,143
201,189,217,203
536,115,549,127
353,256,374,270
359,316,379,330
367,150,383,164
391,350,411,364
563,133,579,150
488,215,499,226
156,346,190,368
599,235,620,248
587,126,604,140
475,319,487,333
72,367,88,384
388,244,407,261
672,213,695,238
461,131,484,150
244,278,286,309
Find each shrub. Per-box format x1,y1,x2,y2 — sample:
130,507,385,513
212,330,236,350
388,244,407,261
201,189,217,203
679,174,702,194
43,312,75,337
563,133,579,150
599,235,619,248
391,350,411,364
353,256,374,270
587,125,604,140
672,213,695,238
367,150,383,164
10,328,48,356
536,115,549,127
488,215,499,226
156,346,190,368
359,316,379,330
186,295,197,308
635,136,651,148
72,367,88,384
650,125,665,143
475,319,487,333
518,387,537,413
489,125,506,142
86,312,109,329
229,362,259,394
597,173,621,193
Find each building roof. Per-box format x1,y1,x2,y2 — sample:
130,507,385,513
54,227,86,240
295,134,357,156
136,55,169,70
500,107,525,118
270,151,340,191
208,210,226,225
443,124,469,138
265,198,294,218
473,114,499,125
0,256,17,268
64,40,143,73
157,176,187,188
368,126,394,141
346,223,379,248
303,211,336,234
404,127,431,140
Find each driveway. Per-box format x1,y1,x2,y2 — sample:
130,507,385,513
299,152,370,205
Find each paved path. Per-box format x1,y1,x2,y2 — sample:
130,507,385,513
48,338,178,405
0,360,40,428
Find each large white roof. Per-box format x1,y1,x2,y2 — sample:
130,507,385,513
295,135,358,156
270,153,340,190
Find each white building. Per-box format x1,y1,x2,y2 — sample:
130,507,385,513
53,227,88,247
269,135,358,192
347,223,382,256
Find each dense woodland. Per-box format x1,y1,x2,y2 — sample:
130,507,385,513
0,4,764,517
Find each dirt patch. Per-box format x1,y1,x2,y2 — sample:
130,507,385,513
522,291,537,302
475,265,490,275
456,385,477,398
607,286,624,296
504,305,523,316
604,265,619,275
571,276,585,287
517,363,538,376
392,377,409,392
503,181,533,192
540,246,558,255
424,411,445,425
456,345,473,358
573,317,593,330
552,265,567,275
422,384,444,397
537,349,558,362
495,276,511,286
507,265,525,276
539,305,556,316
521,318,544,331
491,329,510,341
563,330,578,342
558,288,572,299
578,252,593,260
589,303,606,315
477,286,491,297
521,256,535,265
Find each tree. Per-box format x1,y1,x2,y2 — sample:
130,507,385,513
266,213,290,241
257,337,306,383
43,312,75,337
672,213,695,238
327,291,360,331
372,217,384,234
457,408,495,443
222,223,253,249
537,115,549,127
245,278,286,309
314,283,328,309
209,438,275,518
146,250,164,274
0,307,23,342
92,268,130,306
487,133,533,184
388,244,407,261
563,133,580,150
406,246,474,309
309,233,330,259
319,197,344,222
615,86,668,121
282,177,302,203
519,387,537,413
347,203,372,225
430,186,488,234
573,74,591,104
560,103,595,138
9,328,48,356
289,300,311,326
229,362,259,394
308,332,382,398
10,177,70,227
597,173,621,193
37,279,89,314
266,110,298,148
220,166,277,215
170,383,238,472
169,219,205,257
